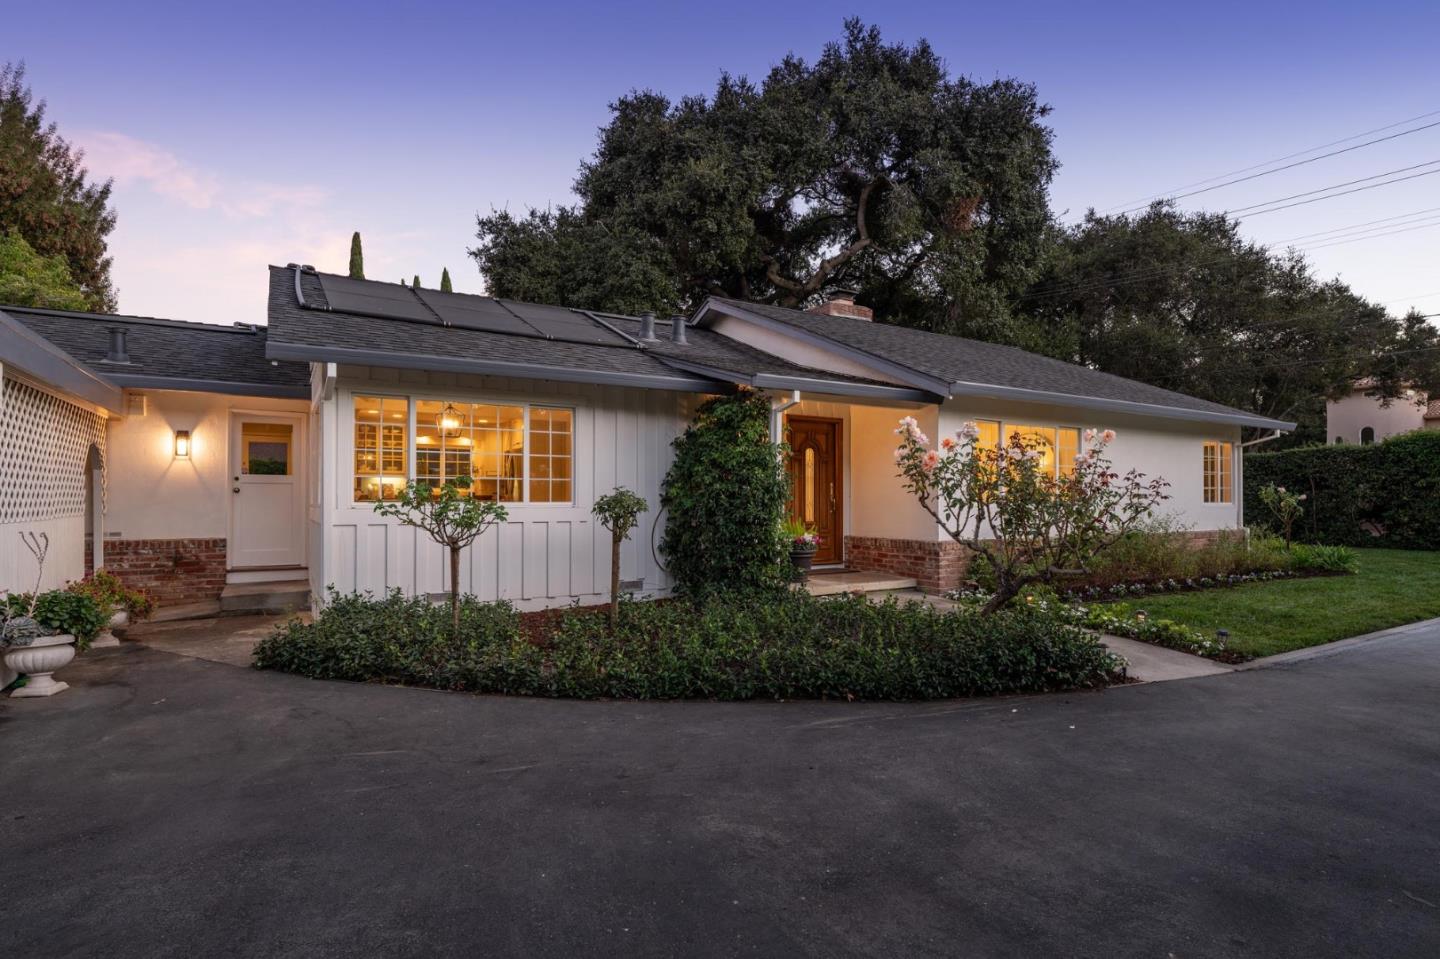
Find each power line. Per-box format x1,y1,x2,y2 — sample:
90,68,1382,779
1270,205,1440,244
1099,107,1440,212
1114,119,1440,214
1302,218,1440,251
1016,216,1433,305
1225,159,1440,215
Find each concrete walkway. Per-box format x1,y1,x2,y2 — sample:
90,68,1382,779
122,613,298,667
1098,633,1233,682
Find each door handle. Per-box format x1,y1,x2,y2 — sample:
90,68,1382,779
233,486,240,493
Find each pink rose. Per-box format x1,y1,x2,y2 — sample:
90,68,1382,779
1101,429,1117,443
921,450,940,472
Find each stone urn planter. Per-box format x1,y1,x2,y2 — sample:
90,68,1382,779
91,606,128,649
4,633,77,698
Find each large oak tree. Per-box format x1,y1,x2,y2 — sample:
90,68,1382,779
472,20,1057,331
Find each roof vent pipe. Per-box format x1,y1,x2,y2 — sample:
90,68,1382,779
638,311,658,342
670,314,688,345
104,327,131,364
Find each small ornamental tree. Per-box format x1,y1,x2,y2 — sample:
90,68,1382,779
348,232,364,279
592,487,648,626
413,274,422,290
894,418,1170,614
440,267,453,293
374,478,508,633
1257,483,1305,547
660,390,790,597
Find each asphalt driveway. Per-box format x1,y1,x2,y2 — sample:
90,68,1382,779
2,623,1438,958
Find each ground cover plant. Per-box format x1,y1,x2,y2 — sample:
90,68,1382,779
254,589,1123,701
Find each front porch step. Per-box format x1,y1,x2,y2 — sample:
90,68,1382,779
220,581,310,615
801,571,919,597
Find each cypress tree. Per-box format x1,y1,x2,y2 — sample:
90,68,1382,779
440,267,453,293
412,274,422,290
348,232,364,279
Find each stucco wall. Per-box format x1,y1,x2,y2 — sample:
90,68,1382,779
104,389,309,542
1325,390,1428,445
318,367,693,611
938,398,1244,531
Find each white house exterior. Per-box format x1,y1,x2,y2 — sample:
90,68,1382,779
0,267,1292,610
1326,383,1438,445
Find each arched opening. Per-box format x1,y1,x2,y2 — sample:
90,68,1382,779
1360,427,1375,446
84,443,103,576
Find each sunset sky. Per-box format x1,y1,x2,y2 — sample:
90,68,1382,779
8,0,1439,325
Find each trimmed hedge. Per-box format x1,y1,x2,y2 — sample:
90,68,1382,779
1244,431,1440,549
254,589,1123,701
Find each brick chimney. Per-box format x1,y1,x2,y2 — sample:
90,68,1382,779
806,289,873,321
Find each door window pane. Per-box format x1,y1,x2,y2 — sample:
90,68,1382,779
354,395,408,501
241,422,292,475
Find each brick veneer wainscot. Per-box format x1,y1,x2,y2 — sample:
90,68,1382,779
843,535,975,594
102,538,227,605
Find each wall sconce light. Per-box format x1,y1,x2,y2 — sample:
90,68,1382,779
175,430,191,458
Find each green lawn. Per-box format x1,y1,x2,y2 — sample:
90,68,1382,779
1121,548,1440,659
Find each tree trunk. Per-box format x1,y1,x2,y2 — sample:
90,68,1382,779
609,530,621,628
450,545,461,636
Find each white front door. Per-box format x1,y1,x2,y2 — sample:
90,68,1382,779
229,412,305,569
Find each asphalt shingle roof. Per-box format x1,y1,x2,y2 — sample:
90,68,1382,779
707,297,1282,424
266,267,714,387
3,305,310,393
266,267,904,395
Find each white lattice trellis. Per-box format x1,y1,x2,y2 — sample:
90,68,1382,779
0,376,107,524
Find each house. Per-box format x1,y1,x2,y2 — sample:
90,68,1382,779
0,266,1293,610
1326,380,1438,445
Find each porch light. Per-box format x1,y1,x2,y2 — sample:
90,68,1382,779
174,429,191,458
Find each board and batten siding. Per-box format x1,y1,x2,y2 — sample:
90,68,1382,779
315,366,694,610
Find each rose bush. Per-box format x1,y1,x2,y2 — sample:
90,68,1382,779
894,417,1170,613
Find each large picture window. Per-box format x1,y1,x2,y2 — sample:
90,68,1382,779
354,395,409,501
973,420,1082,477
353,394,573,505
1203,441,1233,503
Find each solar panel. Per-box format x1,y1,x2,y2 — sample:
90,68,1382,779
313,273,633,347
413,289,541,336
502,301,631,346
317,274,435,323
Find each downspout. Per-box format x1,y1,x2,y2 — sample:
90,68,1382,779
770,390,800,444
1237,429,1285,531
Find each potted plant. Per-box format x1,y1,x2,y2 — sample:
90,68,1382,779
68,569,155,647
3,589,104,697
783,517,822,580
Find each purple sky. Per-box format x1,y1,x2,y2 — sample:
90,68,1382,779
8,1,1439,326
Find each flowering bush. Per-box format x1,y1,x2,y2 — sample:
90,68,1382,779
1078,602,1230,659
894,417,1170,613
1258,483,1306,547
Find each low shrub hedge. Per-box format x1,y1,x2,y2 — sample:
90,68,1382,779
1244,431,1440,549
254,589,1123,701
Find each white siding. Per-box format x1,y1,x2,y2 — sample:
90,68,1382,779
318,367,691,611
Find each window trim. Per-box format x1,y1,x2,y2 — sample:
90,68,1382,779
349,388,575,507
973,418,1083,478
1202,439,1234,505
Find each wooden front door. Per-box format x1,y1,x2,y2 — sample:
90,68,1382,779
786,417,842,565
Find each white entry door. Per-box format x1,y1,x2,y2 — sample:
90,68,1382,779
229,412,305,569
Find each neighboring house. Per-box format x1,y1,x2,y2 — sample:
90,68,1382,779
0,267,1293,610
1326,380,1438,445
